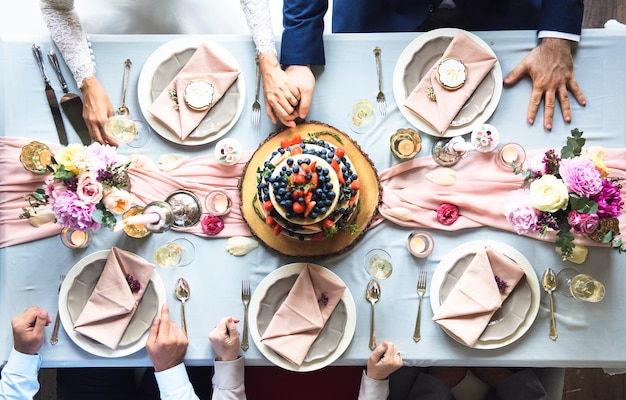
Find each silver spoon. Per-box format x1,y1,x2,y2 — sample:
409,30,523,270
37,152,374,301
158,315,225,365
541,268,558,341
175,277,190,337
116,59,132,117
365,279,381,350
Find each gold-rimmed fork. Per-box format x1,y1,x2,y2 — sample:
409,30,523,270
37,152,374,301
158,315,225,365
50,274,65,345
241,280,250,351
373,46,386,117
413,271,427,342
252,56,261,128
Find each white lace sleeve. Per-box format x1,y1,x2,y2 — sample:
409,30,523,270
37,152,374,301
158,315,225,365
39,0,95,88
239,0,277,55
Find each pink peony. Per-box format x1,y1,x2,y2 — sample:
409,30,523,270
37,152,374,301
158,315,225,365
504,189,540,234
201,215,225,235
52,191,101,231
559,157,602,197
436,203,459,226
44,177,68,204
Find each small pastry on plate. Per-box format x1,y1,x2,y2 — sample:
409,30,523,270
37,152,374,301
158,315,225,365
436,58,466,91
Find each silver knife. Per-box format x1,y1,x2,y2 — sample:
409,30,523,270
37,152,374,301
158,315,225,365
47,50,91,145
32,44,68,146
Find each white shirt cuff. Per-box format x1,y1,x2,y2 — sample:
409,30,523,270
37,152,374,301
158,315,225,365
213,357,245,390
358,370,389,400
6,348,42,376
538,30,581,43
154,363,191,394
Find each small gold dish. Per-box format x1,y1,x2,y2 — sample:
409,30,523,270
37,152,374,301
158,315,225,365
20,141,53,174
390,129,421,160
122,206,151,238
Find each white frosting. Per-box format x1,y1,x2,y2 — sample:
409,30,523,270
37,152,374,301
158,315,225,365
184,80,214,111
436,58,466,90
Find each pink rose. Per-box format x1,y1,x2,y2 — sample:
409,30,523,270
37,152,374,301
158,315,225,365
102,188,132,215
436,203,459,226
44,177,68,203
201,215,225,235
76,173,103,204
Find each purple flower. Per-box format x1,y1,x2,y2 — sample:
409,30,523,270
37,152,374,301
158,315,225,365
52,191,101,231
591,179,624,219
317,292,329,307
494,276,508,293
125,273,141,293
504,189,539,234
559,157,602,197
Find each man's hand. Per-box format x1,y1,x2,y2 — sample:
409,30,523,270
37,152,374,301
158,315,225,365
146,304,188,372
12,306,51,355
366,341,403,381
285,65,316,121
259,53,301,127
80,76,119,146
504,37,586,131
208,317,240,361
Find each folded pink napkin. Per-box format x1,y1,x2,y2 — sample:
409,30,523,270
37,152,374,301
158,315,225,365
148,41,241,140
73,247,154,349
432,245,525,347
404,33,497,135
261,264,346,366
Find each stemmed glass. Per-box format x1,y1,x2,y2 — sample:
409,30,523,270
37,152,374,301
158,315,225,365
556,268,606,302
154,238,195,268
364,248,393,279
348,99,377,134
104,59,150,147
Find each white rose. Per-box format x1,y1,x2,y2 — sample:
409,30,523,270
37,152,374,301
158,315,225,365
529,174,569,213
102,188,132,215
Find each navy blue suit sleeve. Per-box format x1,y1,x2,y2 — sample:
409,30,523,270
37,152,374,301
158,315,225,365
280,0,328,66
539,0,584,35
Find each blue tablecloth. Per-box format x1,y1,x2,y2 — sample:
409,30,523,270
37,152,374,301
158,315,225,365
1,30,625,368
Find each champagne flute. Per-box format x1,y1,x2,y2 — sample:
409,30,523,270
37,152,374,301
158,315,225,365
154,238,195,268
364,248,392,279
556,268,606,302
348,99,377,134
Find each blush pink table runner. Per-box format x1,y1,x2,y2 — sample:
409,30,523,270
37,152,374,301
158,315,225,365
2,137,625,249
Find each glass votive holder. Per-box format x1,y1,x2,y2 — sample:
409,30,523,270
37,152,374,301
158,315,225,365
497,143,526,170
407,231,434,258
390,128,422,160
60,227,92,249
205,190,233,216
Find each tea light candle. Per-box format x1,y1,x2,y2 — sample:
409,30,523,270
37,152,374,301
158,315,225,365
60,227,91,249
390,129,421,159
70,231,88,247
497,143,526,169
205,190,232,216
407,231,434,258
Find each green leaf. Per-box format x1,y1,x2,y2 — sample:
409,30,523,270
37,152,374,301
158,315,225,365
569,194,598,214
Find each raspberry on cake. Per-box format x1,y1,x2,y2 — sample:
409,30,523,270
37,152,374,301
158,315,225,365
254,133,361,241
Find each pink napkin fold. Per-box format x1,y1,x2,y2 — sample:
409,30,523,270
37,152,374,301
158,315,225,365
260,264,346,366
73,247,154,349
404,32,497,135
432,245,525,347
148,41,241,140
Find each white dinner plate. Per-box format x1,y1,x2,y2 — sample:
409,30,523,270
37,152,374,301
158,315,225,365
58,250,166,358
248,262,357,372
137,37,246,146
393,28,503,137
430,240,540,349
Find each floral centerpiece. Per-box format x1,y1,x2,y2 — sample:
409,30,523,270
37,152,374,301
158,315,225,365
20,142,132,231
504,129,624,260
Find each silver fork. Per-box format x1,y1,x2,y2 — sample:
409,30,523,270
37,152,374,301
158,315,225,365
50,274,66,345
373,46,386,117
413,271,427,342
241,280,251,351
252,56,261,128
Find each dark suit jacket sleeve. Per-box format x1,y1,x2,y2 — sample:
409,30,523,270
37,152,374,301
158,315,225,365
539,0,584,36
280,0,328,66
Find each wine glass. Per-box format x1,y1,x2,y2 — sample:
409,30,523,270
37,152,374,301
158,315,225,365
348,99,377,134
364,248,393,279
556,268,606,302
154,238,195,268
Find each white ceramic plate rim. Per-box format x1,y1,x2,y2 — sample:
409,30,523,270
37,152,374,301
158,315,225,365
430,240,540,349
58,250,166,358
392,28,503,138
248,262,357,372
137,37,246,146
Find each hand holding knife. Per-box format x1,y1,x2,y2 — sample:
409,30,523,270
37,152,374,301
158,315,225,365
32,44,68,146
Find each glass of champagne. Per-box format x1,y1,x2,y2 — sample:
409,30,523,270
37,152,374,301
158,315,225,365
154,238,195,268
348,99,377,134
556,268,606,302
104,116,151,148
364,248,392,279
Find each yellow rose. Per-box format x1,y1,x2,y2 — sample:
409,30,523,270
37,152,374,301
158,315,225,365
529,174,569,213
102,188,132,215
54,144,84,175
582,146,609,178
